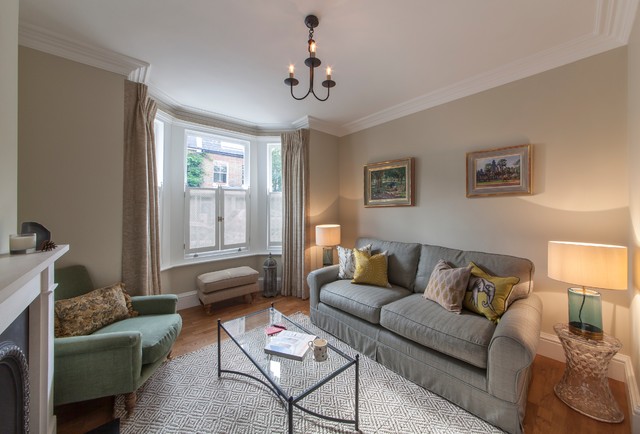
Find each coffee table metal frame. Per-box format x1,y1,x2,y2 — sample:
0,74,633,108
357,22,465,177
217,305,360,433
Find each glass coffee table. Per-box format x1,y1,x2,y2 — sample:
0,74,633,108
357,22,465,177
217,305,359,433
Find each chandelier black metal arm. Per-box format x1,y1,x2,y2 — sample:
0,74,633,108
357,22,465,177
284,15,336,101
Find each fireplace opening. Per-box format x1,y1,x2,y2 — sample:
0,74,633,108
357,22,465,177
0,309,30,434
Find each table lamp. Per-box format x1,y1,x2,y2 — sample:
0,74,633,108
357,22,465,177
548,241,627,340
316,224,341,266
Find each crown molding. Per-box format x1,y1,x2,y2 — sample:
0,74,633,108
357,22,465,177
18,22,150,82
340,0,637,136
150,84,295,136
17,0,639,138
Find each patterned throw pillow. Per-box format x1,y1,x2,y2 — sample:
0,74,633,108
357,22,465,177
337,244,371,279
423,259,473,313
463,262,520,323
351,248,391,288
54,283,135,337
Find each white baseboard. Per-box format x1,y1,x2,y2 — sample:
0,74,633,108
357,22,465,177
538,331,640,432
176,290,200,310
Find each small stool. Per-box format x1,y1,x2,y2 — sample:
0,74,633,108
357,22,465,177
197,266,259,315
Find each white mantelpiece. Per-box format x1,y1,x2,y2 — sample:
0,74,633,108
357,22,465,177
0,245,69,434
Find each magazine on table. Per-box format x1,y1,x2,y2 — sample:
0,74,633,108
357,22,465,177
264,330,317,361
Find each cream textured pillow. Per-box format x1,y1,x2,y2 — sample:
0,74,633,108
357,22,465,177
423,259,473,313
337,244,371,279
54,283,134,337
351,249,391,288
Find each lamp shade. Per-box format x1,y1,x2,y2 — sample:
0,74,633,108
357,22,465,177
315,224,341,247
548,241,627,290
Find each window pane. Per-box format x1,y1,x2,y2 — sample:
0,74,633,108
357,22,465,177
188,188,217,250
223,189,247,245
269,192,282,244
186,131,248,189
269,144,282,193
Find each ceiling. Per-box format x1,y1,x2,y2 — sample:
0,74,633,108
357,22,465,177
18,0,638,136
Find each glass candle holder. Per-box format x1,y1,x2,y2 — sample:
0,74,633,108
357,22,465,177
567,287,603,340
9,233,37,254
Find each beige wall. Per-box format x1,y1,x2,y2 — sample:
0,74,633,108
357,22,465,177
338,48,631,353
627,5,640,401
308,129,340,269
18,47,125,288
0,0,19,254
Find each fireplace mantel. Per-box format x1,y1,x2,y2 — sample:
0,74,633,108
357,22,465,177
0,245,69,434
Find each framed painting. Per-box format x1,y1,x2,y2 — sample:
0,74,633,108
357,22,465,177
466,144,532,197
364,157,415,207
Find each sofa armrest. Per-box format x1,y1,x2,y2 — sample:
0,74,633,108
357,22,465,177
307,265,340,309
131,294,178,315
487,293,542,403
54,332,143,405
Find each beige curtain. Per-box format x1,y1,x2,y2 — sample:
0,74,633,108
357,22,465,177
122,80,161,295
281,129,310,299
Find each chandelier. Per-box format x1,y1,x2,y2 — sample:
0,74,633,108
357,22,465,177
284,15,336,101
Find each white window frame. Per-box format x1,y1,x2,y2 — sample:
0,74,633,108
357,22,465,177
267,142,282,249
156,110,281,268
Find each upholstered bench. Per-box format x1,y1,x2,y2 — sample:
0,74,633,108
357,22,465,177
196,266,259,314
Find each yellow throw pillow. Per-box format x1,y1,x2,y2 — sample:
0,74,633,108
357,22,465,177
54,282,134,337
351,249,391,288
463,262,520,323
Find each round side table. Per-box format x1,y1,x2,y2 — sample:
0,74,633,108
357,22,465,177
553,323,623,423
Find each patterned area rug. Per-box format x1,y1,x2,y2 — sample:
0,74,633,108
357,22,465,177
115,313,503,433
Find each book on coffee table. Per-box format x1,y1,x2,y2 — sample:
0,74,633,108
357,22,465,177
264,330,317,361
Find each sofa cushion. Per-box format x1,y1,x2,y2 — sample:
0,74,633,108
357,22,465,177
356,238,421,289
352,249,391,288
54,283,133,337
94,313,182,365
463,262,520,323
380,294,496,368
337,244,371,279
413,244,534,304
423,259,472,313
319,279,411,324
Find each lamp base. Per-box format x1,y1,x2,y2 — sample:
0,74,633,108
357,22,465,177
569,321,603,341
322,247,334,267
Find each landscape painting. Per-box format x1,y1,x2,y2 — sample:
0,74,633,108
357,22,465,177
466,144,532,197
364,158,415,207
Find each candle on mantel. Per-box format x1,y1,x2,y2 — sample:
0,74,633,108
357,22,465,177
10,233,37,254
289,64,295,78
326,66,332,80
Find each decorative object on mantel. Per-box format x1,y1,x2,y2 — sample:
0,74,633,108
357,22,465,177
466,144,532,197
364,158,415,207
9,233,37,254
284,14,336,101
20,221,51,251
40,240,58,252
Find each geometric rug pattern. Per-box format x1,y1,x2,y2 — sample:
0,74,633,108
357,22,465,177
115,313,503,433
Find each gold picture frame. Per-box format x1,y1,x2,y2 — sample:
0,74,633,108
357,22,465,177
364,158,415,207
466,144,532,197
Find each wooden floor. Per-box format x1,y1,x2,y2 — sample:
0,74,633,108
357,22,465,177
56,294,631,434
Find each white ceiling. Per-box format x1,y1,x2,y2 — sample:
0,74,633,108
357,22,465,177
18,0,639,136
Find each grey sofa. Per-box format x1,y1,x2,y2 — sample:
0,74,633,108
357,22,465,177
307,238,542,434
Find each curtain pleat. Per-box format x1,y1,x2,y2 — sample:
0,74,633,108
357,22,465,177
122,80,161,295
281,129,310,299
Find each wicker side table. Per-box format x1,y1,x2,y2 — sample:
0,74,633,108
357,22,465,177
553,323,623,423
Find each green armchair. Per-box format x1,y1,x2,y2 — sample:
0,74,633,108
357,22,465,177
54,265,182,413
